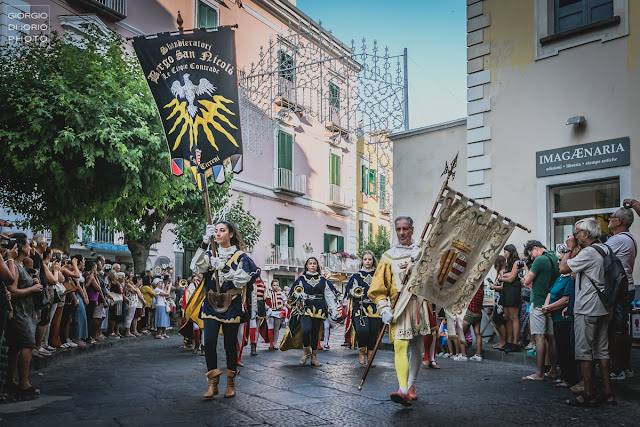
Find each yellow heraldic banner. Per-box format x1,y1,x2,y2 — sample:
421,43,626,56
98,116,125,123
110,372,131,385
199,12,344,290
407,188,516,313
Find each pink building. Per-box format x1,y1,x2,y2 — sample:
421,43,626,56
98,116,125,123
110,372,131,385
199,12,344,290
2,0,361,286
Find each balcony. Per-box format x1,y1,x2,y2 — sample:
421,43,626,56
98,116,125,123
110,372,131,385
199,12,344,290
325,105,347,135
79,220,130,253
265,246,305,270
273,168,306,197
68,0,127,21
327,184,353,209
321,253,360,275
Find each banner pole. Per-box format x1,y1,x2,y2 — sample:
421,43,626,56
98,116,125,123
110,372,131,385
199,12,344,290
202,177,221,293
359,154,458,390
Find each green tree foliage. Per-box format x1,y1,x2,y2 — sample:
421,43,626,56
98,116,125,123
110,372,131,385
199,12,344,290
358,229,391,262
0,31,162,251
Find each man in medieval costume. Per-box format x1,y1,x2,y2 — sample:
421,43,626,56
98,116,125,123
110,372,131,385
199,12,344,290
368,216,436,406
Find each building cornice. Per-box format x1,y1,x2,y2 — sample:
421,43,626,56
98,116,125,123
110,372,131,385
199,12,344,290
389,118,467,141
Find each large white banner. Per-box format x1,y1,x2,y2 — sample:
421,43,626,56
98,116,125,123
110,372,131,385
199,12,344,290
407,188,516,312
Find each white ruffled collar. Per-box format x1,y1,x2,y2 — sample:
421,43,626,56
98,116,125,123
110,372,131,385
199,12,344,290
360,268,375,273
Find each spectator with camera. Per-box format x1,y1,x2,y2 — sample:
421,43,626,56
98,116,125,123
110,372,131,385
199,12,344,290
560,217,615,405
605,207,637,380
5,233,43,396
520,240,559,382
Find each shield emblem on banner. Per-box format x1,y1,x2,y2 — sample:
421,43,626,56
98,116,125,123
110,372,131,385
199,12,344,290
437,249,467,289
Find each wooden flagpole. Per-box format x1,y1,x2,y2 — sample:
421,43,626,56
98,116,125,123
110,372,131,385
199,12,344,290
358,153,458,390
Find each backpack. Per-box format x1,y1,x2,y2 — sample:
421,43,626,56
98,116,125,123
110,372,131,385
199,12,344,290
584,244,628,310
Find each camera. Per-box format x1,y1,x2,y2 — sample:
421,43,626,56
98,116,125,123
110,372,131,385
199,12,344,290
516,260,525,269
1,239,17,249
26,268,39,279
53,252,62,263
518,270,526,278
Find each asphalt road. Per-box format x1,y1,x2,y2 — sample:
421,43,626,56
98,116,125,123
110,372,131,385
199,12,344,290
1,326,639,426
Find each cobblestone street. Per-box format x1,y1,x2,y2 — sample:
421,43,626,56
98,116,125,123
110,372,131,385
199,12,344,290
1,326,639,426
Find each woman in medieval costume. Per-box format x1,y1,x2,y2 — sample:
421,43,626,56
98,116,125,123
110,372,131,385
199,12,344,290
190,221,260,399
344,250,381,366
279,257,338,366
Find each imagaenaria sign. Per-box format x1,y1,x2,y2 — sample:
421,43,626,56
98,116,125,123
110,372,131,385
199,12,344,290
536,137,630,177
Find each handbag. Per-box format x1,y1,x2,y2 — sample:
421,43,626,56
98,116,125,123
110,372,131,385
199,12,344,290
108,291,123,307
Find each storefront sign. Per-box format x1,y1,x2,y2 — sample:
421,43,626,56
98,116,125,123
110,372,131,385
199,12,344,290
536,137,630,177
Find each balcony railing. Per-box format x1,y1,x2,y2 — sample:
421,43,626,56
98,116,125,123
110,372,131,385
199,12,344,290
277,77,295,101
326,105,347,135
273,168,306,196
328,184,352,209
321,253,360,274
68,0,127,21
266,246,305,268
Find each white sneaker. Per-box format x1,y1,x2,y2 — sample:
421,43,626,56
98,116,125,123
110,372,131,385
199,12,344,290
46,345,55,351
610,371,626,380
625,369,634,378
470,355,482,361
454,355,468,361
61,343,70,349
66,339,78,348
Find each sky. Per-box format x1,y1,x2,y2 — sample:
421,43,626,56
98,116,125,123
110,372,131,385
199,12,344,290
297,0,467,130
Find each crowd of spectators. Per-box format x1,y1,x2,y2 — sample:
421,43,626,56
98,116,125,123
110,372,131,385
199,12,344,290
0,231,181,400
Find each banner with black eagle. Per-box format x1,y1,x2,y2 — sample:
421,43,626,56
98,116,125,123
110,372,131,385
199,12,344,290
133,27,243,189
401,187,517,314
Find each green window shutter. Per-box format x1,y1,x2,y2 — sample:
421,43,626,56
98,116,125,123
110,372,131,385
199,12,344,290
361,165,368,193
369,169,377,195
358,220,364,247
274,224,280,246
329,154,341,186
278,132,293,170
379,175,386,209
368,224,373,243
198,1,218,28
324,233,330,253
337,236,344,252
288,226,294,248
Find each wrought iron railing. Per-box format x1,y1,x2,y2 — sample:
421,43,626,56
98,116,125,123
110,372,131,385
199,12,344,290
329,184,352,208
321,253,360,273
273,168,306,195
69,0,127,21
266,246,304,268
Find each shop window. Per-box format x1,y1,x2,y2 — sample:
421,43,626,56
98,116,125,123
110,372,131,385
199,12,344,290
550,178,619,249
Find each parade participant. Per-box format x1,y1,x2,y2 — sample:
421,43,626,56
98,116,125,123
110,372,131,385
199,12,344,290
280,257,339,366
249,277,267,355
264,279,286,350
190,221,260,399
344,250,381,366
368,216,435,406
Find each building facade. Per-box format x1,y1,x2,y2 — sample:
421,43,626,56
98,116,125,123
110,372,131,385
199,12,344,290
391,0,639,290
1,0,363,286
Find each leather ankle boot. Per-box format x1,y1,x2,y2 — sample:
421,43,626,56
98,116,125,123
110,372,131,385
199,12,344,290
250,342,257,356
203,369,222,398
224,369,237,398
299,346,311,365
358,347,367,364
367,350,376,367
310,349,322,366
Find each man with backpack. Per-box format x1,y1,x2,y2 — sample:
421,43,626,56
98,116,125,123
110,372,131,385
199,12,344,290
520,240,559,382
560,217,616,406
606,207,637,380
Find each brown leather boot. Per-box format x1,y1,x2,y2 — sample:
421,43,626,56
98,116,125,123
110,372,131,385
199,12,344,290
367,350,376,367
203,369,222,398
250,342,257,356
224,369,237,398
310,349,322,366
299,346,311,365
358,347,367,364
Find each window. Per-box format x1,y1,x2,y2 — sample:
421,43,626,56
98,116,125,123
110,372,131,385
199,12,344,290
277,131,293,171
358,220,373,248
555,0,613,33
278,50,294,82
324,233,344,252
197,1,218,28
550,178,619,249
368,169,377,196
379,174,387,210
360,164,368,193
329,82,340,109
379,225,387,240
330,153,341,186
274,224,294,248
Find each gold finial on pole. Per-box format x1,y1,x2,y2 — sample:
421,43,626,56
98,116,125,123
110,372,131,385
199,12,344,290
177,11,184,34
